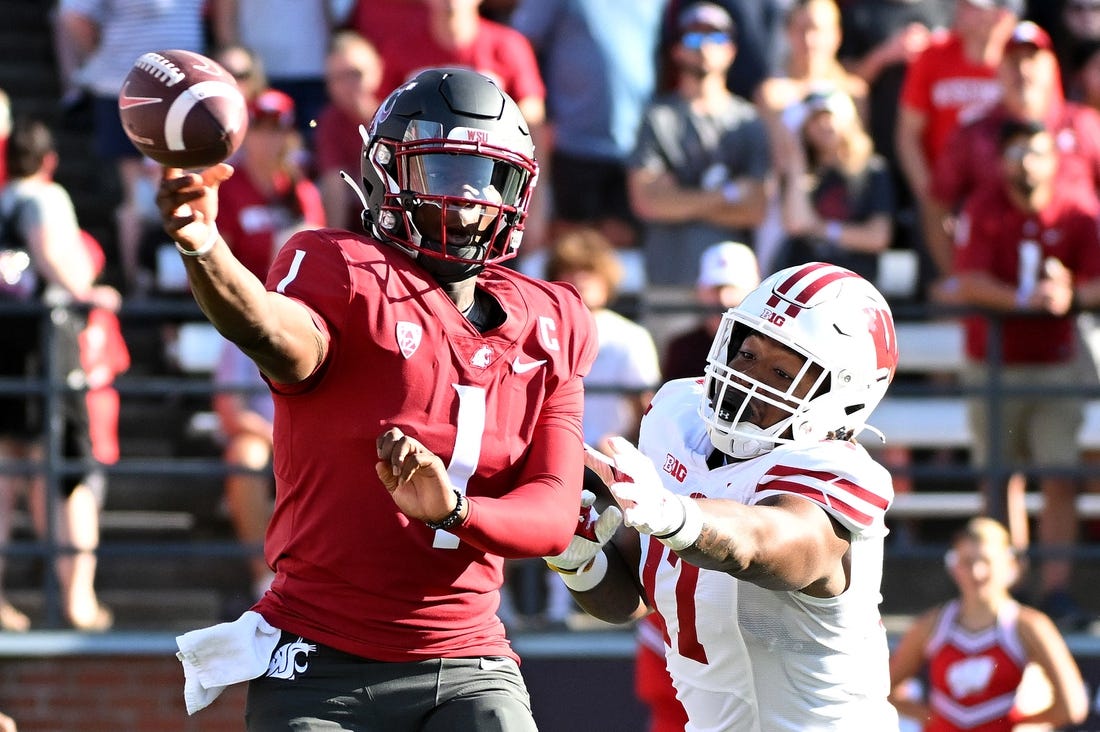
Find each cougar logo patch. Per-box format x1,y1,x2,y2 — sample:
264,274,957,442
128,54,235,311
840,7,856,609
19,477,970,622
266,637,317,680
470,345,493,368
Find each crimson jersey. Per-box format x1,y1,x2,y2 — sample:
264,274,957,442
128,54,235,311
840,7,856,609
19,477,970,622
253,229,597,662
899,32,1002,166
954,183,1100,363
932,101,1100,209
637,379,898,731
217,169,325,280
924,599,1027,731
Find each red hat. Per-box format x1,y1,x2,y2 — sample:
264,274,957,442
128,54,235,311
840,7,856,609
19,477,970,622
249,89,295,128
1004,21,1054,53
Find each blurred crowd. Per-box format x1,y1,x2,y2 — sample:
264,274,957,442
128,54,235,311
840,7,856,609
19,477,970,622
2,0,1100,645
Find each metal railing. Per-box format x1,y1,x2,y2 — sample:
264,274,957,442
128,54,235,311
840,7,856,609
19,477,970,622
2,296,1099,628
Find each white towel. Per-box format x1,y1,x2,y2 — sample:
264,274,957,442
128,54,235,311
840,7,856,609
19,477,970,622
175,610,281,715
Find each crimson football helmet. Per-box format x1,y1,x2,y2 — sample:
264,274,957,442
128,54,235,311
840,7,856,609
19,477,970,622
360,67,538,280
700,262,899,459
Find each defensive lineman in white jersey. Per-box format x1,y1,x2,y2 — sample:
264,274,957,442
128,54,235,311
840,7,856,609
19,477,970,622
546,262,902,731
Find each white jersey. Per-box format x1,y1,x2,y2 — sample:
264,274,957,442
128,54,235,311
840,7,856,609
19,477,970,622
637,379,900,732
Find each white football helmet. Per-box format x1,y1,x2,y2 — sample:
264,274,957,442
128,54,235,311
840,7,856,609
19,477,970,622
699,262,899,459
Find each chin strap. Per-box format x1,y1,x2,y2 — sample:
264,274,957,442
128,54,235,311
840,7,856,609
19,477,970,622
340,170,369,210
340,170,377,236
857,423,885,443
726,420,783,459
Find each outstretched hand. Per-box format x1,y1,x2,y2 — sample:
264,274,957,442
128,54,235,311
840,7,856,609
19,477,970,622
602,436,687,538
156,164,234,251
375,427,459,524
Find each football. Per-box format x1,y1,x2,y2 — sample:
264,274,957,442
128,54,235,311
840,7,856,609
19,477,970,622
118,49,248,168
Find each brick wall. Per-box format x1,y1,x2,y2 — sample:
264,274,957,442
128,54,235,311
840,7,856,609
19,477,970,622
0,656,245,732
0,646,648,732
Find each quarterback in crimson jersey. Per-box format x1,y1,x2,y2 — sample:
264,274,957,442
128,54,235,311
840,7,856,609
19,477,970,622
254,229,594,661
162,68,596,731
548,263,901,730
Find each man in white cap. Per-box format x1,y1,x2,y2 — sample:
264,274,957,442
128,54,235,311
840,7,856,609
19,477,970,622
660,241,760,380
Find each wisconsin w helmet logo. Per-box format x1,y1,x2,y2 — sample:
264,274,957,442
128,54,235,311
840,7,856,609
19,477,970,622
865,306,898,377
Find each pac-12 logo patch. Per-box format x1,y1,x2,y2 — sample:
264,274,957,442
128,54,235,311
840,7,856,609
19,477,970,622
396,321,422,359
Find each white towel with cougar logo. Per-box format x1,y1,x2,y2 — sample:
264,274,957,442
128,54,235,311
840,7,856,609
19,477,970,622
176,611,281,714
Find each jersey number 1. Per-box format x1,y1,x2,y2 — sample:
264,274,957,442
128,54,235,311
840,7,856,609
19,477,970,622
433,384,487,549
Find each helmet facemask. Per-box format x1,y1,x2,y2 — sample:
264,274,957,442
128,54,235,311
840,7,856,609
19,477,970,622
698,263,898,460
702,320,832,459
367,135,534,279
360,69,539,279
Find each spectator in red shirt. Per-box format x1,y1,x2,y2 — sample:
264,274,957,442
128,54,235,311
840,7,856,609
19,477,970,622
313,30,384,230
931,21,1100,257
896,0,1020,278
357,0,543,108
933,119,1100,629
354,0,550,249
217,89,326,279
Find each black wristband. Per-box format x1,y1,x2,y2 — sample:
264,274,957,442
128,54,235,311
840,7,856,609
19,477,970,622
424,490,465,531
652,512,688,541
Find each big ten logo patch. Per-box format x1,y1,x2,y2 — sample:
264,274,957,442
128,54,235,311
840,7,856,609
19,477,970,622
662,454,687,483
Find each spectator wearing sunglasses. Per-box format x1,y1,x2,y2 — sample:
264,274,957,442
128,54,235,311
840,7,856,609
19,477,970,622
213,44,269,105
628,1,770,286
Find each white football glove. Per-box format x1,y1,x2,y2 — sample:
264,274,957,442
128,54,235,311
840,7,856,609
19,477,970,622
545,489,622,573
605,436,703,551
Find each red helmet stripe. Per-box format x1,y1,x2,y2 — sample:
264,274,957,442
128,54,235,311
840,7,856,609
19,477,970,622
774,263,859,317
774,262,834,297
